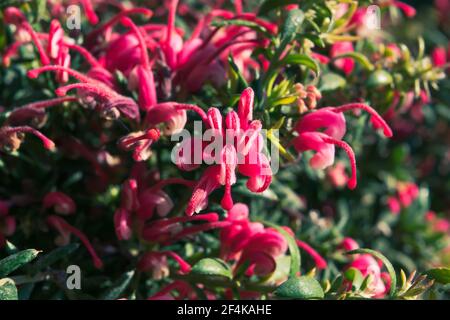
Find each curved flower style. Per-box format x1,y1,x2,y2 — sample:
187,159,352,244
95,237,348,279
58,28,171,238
27,65,140,121
292,104,393,189
46,215,103,269
0,126,55,152
148,280,195,300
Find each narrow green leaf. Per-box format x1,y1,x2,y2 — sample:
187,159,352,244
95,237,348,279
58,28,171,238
190,258,232,280
274,276,324,299
100,270,135,300
367,70,394,88
0,249,40,278
30,243,80,274
228,55,249,88
344,267,364,290
280,9,305,44
347,248,397,297
424,268,450,284
0,278,18,300
298,33,325,48
319,73,346,91
277,54,320,76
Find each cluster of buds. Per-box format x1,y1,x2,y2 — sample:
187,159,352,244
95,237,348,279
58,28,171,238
293,84,322,114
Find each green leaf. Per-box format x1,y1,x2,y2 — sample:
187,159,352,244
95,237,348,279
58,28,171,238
424,268,450,284
0,278,18,300
298,33,325,48
319,72,346,91
190,258,232,280
277,54,320,76
100,270,135,300
258,220,300,278
5,241,18,255
367,70,394,89
330,275,344,292
0,249,40,278
259,0,298,15
347,248,397,297
274,276,324,299
211,19,271,37
30,243,80,274
280,9,305,45
228,55,249,88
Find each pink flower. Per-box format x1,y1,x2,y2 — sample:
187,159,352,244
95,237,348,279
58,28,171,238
426,211,450,234
237,228,287,276
340,237,359,251
43,192,76,215
157,1,273,92
220,203,264,260
387,196,401,214
330,42,355,76
292,104,393,189
432,47,447,67
175,88,272,214
220,204,326,276
398,182,419,207
345,254,390,298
